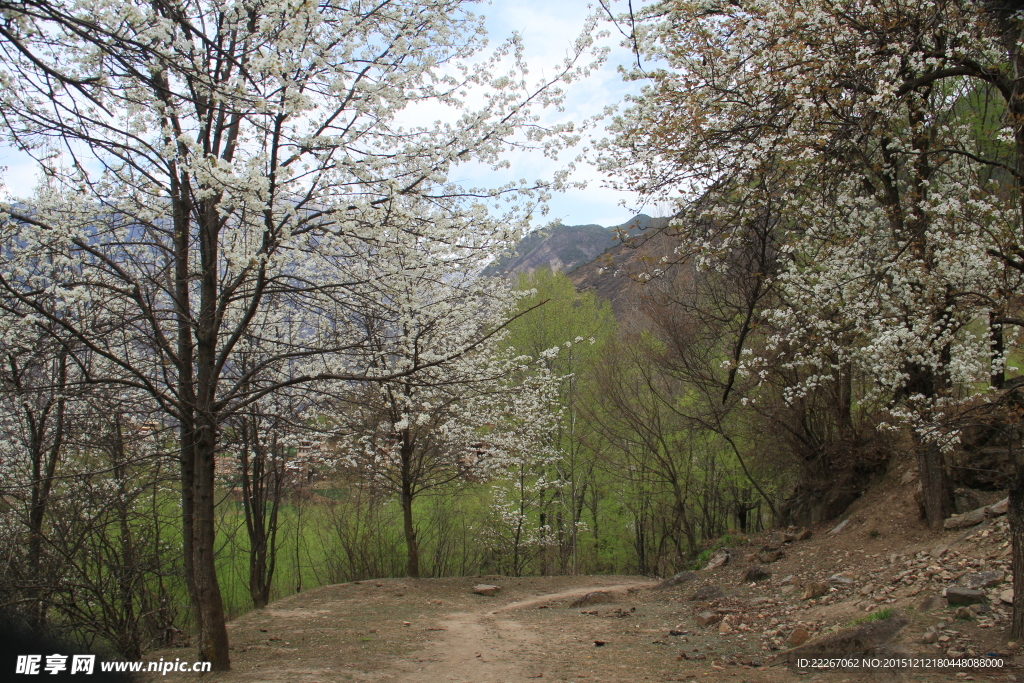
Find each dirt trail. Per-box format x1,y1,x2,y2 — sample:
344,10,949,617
389,582,657,683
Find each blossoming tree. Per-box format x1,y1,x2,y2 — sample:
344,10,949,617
601,0,1024,633
0,0,597,667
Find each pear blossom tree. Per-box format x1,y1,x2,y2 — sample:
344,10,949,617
0,0,599,668
330,248,561,578
600,0,1024,633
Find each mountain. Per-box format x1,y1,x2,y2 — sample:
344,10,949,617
558,215,684,317
484,214,670,279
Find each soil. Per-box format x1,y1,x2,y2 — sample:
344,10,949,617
142,456,1024,682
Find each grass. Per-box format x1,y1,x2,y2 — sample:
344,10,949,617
850,606,894,626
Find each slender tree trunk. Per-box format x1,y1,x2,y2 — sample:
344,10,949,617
400,435,420,578
1009,465,1024,638
25,351,66,631
193,414,230,670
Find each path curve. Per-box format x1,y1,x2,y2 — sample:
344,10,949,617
384,580,658,683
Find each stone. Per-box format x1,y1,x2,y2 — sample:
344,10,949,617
780,585,796,595
695,612,721,627
473,584,501,596
801,582,829,600
918,595,942,611
741,566,771,583
1000,589,1014,604
829,572,856,585
570,591,614,607
794,528,812,541
689,586,725,601
955,606,976,620
653,571,697,590
990,498,1009,516
930,544,948,559
954,488,983,515
958,571,1004,590
859,584,875,597
922,627,939,644
829,519,849,535
788,627,811,647
780,575,796,586
969,603,990,614
758,550,784,563
771,531,787,545
943,507,988,530
718,618,733,635
945,587,987,606
901,468,918,485
704,549,731,570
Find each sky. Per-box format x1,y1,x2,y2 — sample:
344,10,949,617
0,1,649,230
473,0,648,228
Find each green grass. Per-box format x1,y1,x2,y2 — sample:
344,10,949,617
850,606,894,626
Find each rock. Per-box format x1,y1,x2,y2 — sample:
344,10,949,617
653,571,697,590
695,612,721,627
801,582,829,600
945,587,987,606
780,575,796,586
922,627,939,644
741,566,771,583
704,549,731,570
757,550,784,564
689,586,725,601
748,597,771,606
1000,589,1014,604
901,468,918,485
918,595,942,611
794,528,812,541
954,488,982,514
570,591,614,607
828,519,849,535
859,584,875,597
473,584,501,596
943,507,987,530
990,498,1009,516
771,531,788,545
955,606,975,620
718,618,733,635
969,603,990,614
829,572,856,585
788,628,811,647
775,616,908,664
957,571,1004,590
930,544,948,559
780,585,796,595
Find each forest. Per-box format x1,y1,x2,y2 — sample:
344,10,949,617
2,0,1024,673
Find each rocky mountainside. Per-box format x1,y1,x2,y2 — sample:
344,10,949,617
484,214,670,280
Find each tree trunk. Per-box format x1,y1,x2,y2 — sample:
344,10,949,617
1009,466,1024,638
400,434,420,578
401,485,420,579
192,415,230,670
916,435,953,529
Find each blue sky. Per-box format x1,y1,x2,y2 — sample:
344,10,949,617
0,1,647,229
474,0,647,228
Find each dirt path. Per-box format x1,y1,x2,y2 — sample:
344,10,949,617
385,582,656,683
142,569,1017,682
